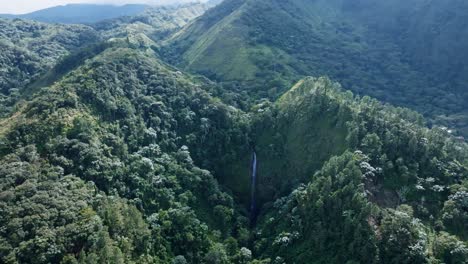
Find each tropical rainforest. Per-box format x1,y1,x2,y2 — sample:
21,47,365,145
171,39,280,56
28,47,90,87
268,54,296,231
0,0,467,263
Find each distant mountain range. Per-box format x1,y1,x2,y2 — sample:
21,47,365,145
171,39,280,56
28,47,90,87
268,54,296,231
0,4,149,24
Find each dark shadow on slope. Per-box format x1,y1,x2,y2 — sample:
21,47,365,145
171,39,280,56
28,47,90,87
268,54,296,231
23,41,116,97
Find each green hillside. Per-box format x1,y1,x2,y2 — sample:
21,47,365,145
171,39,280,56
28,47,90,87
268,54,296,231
93,3,210,42
0,1,467,263
0,2,210,117
0,44,253,263
164,0,468,135
1,46,466,261
0,18,99,115
253,77,468,263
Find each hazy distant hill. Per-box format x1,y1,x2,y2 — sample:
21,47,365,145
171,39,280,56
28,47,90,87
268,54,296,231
0,4,149,24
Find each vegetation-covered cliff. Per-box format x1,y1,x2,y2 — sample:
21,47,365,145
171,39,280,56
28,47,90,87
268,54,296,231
164,0,468,135
0,1,467,263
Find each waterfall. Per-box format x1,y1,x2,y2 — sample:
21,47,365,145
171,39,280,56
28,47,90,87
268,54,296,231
250,152,257,220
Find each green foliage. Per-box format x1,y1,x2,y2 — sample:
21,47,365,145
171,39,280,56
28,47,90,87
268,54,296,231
254,152,378,263
0,146,157,264
1,3,468,263
379,206,427,264
251,77,468,213
442,190,468,239
0,47,250,263
93,3,209,43
0,18,99,116
1,63,467,263
0,2,209,117
164,0,468,134
433,232,468,264
252,77,468,263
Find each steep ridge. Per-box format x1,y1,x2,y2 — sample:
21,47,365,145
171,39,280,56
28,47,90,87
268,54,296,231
0,18,99,115
0,2,468,263
164,0,468,134
1,44,467,262
0,44,252,263
0,3,213,117
252,77,468,205
93,3,211,43
252,77,468,263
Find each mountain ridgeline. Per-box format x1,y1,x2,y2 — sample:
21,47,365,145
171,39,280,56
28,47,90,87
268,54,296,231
0,4,149,24
0,3,211,117
164,0,468,135
0,1,467,264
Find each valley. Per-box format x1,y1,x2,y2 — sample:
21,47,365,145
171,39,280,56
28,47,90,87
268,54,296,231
0,1,467,263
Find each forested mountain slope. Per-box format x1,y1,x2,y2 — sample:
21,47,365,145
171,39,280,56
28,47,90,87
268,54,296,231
1,42,467,262
0,43,253,263
0,1,467,263
252,77,468,263
164,0,468,134
0,18,99,115
0,3,211,117
93,3,210,43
